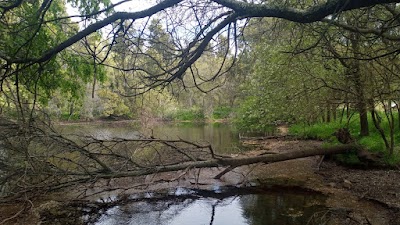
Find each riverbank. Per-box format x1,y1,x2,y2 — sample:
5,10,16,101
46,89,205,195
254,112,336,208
241,138,400,225
0,123,399,224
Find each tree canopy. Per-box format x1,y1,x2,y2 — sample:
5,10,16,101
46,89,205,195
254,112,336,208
1,0,400,94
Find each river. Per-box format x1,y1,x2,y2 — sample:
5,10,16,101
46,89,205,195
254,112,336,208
58,121,327,225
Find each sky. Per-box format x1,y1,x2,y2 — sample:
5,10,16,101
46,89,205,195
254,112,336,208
112,0,155,12
66,0,156,20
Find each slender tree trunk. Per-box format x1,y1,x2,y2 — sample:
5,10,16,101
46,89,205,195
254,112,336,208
333,103,337,121
340,103,346,124
389,110,395,155
92,51,97,99
370,109,390,150
350,33,369,136
395,102,400,130
358,102,369,136
383,100,395,155
398,106,400,130
326,102,331,123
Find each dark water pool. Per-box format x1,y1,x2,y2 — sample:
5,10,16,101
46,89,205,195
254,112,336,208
91,188,327,225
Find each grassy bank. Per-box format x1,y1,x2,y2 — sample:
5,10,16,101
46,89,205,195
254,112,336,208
166,106,233,122
289,113,400,166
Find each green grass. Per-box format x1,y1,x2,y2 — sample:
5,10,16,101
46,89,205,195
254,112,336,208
290,121,341,141
358,135,385,153
289,112,400,166
171,108,205,121
384,149,400,165
212,106,232,120
60,113,80,121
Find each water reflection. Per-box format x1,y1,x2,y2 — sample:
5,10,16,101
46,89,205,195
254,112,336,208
57,121,142,140
94,191,326,225
58,122,242,154
57,122,327,225
149,123,241,154
240,193,325,225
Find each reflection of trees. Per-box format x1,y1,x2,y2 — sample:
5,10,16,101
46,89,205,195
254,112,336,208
75,192,198,224
105,198,196,225
100,196,235,225
208,199,232,225
82,193,232,224
151,123,241,154
56,187,329,225
240,192,326,225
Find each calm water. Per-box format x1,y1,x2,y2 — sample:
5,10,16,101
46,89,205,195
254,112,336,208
93,189,326,225
59,122,327,225
58,121,242,154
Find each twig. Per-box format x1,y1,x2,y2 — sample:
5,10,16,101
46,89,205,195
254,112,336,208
0,200,31,224
316,155,325,170
214,166,237,179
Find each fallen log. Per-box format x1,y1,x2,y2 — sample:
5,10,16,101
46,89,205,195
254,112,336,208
87,143,359,180
2,123,361,195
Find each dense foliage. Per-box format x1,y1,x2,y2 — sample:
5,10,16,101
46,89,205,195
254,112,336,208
1,0,400,156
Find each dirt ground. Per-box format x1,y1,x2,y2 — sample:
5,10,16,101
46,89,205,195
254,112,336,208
241,137,400,225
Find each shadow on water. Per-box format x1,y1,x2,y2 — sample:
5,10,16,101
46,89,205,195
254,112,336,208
84,187,327,225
